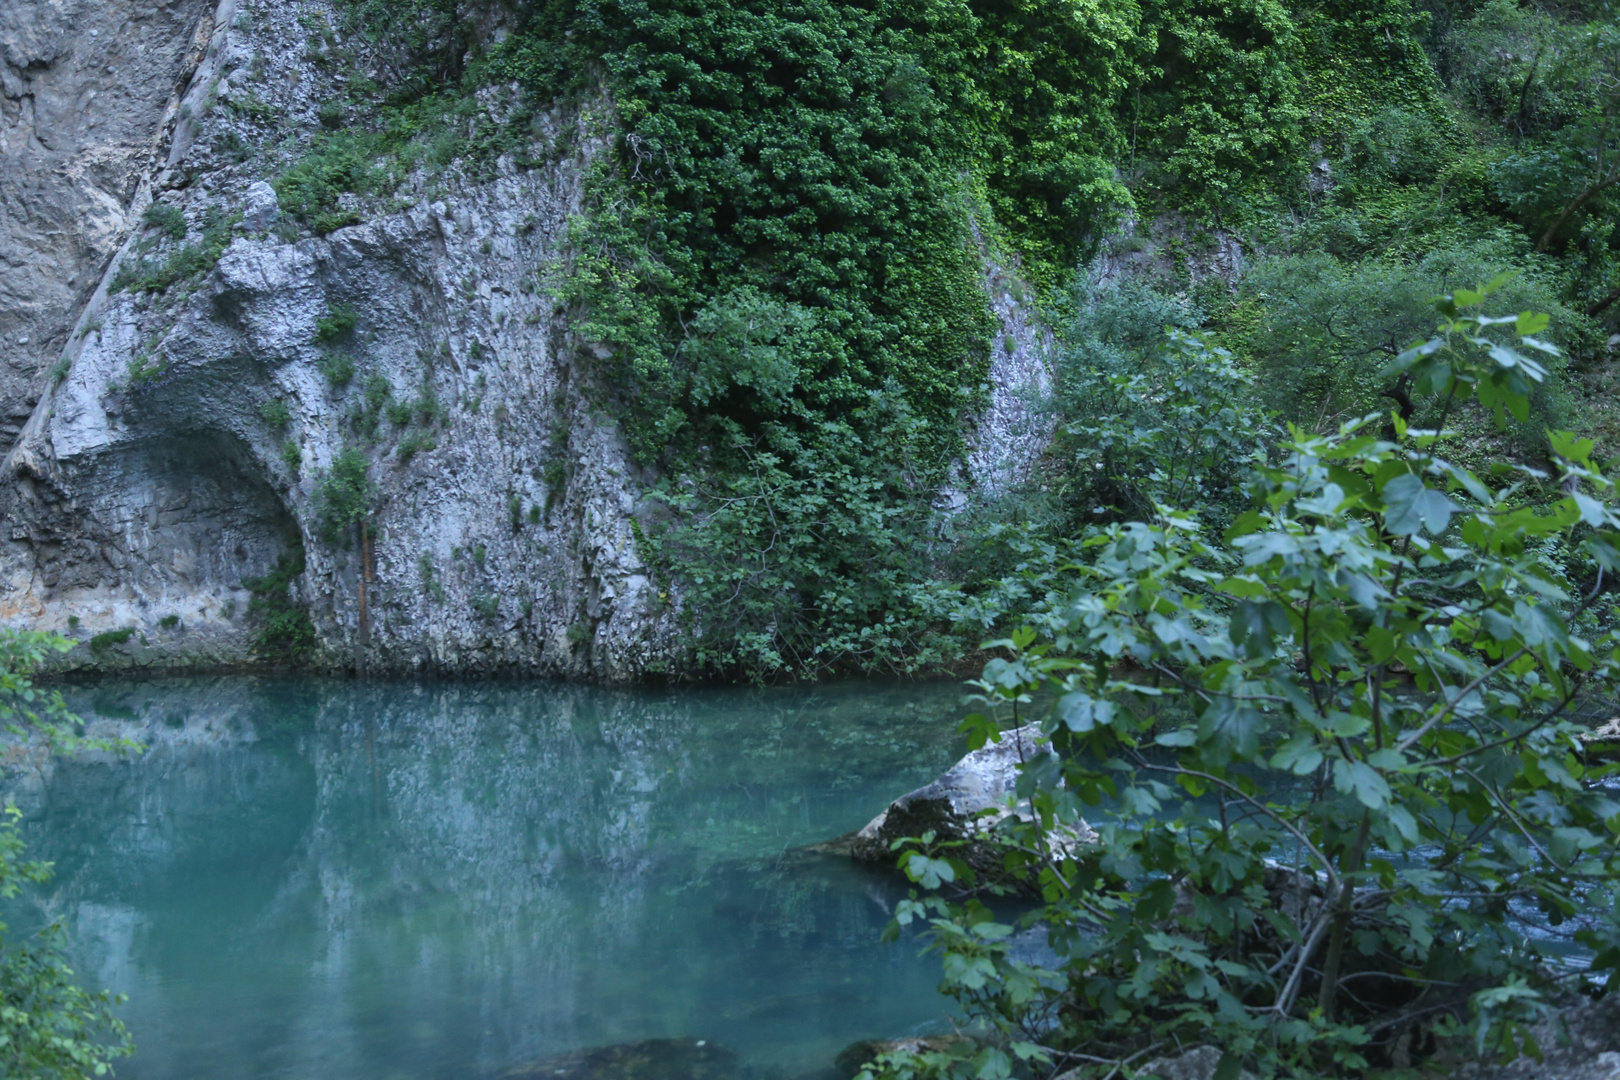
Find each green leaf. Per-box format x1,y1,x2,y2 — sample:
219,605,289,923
1515,311,1550,336
1272,733,1324,775
1334,758,1392,809
1550,431,1596,465
1230,599,1292,656
1382,473,1459,536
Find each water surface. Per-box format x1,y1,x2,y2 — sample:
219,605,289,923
8,677,974,1080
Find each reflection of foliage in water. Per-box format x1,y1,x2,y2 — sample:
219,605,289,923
12,677,968,1080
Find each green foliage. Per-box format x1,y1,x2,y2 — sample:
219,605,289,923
1128,0,1310,212
469,591,500,620
274,138,389,235
280,440,302,474
396,429,437,462
879,284,1620,1077
0,639,135,1076
244,546,316,661
86,629,133,654
418,552,445,603
259,398,292,428
109,210,235,295
314,305,358,343
0,631,85,750
348,372,393,440
0,808,134,1080
311,445,376,545
1061,329,1274,530
1231,247,1597,452
643,395,957,677
158,614,180,630
318,353,356,387
141,202,187,241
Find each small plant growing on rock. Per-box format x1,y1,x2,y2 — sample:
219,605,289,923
158,614,181,630
314,304,357,343
311,445,375,545
87,628,135,654
281,440,302,474
142,202,187,240
319,352,356,387
470,591,500,620
243,546,315,660
260,398,292,428
396,429,437,462
418,553,445,603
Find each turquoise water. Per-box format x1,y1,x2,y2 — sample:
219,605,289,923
8,677,975,1080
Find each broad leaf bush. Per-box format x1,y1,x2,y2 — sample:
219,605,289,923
0,630,134,1078
878,280,1620,1078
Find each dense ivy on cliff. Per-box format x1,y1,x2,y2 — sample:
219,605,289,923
306,0,1620,677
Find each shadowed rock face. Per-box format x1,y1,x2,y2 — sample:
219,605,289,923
0,0,212,440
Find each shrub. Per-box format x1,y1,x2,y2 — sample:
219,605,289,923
87,628,134,654
469,591,500,620
141,202,187,240
109,209,235,294
281,440,302,474
314,304,357,342
310,445,375,545
396,429,437,462
243,546,315,661
158,614,181,630
319,352,356,387
877,280,1620,1079
273,138,386,234
259,398,292,428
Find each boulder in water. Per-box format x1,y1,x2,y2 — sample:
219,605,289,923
842,725,1097,871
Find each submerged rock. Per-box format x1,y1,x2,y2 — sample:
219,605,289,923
501,1038,739,1080
840,725,1096,871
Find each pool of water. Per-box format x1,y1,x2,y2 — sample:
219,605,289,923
5,677,976,1080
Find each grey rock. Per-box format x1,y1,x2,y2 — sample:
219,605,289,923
239,179,277,232
847,724,1097,866
0,0,215,441
1447,995,1620,1080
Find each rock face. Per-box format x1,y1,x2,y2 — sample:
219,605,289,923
1,0,214,441
0,0,1056,679
846,724,1097,868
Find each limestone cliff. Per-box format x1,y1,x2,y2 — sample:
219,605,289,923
0,0,1053,678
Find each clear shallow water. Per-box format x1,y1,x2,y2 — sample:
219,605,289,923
7,677,975,1080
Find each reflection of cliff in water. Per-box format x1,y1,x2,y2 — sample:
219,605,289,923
10,678,967,1080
